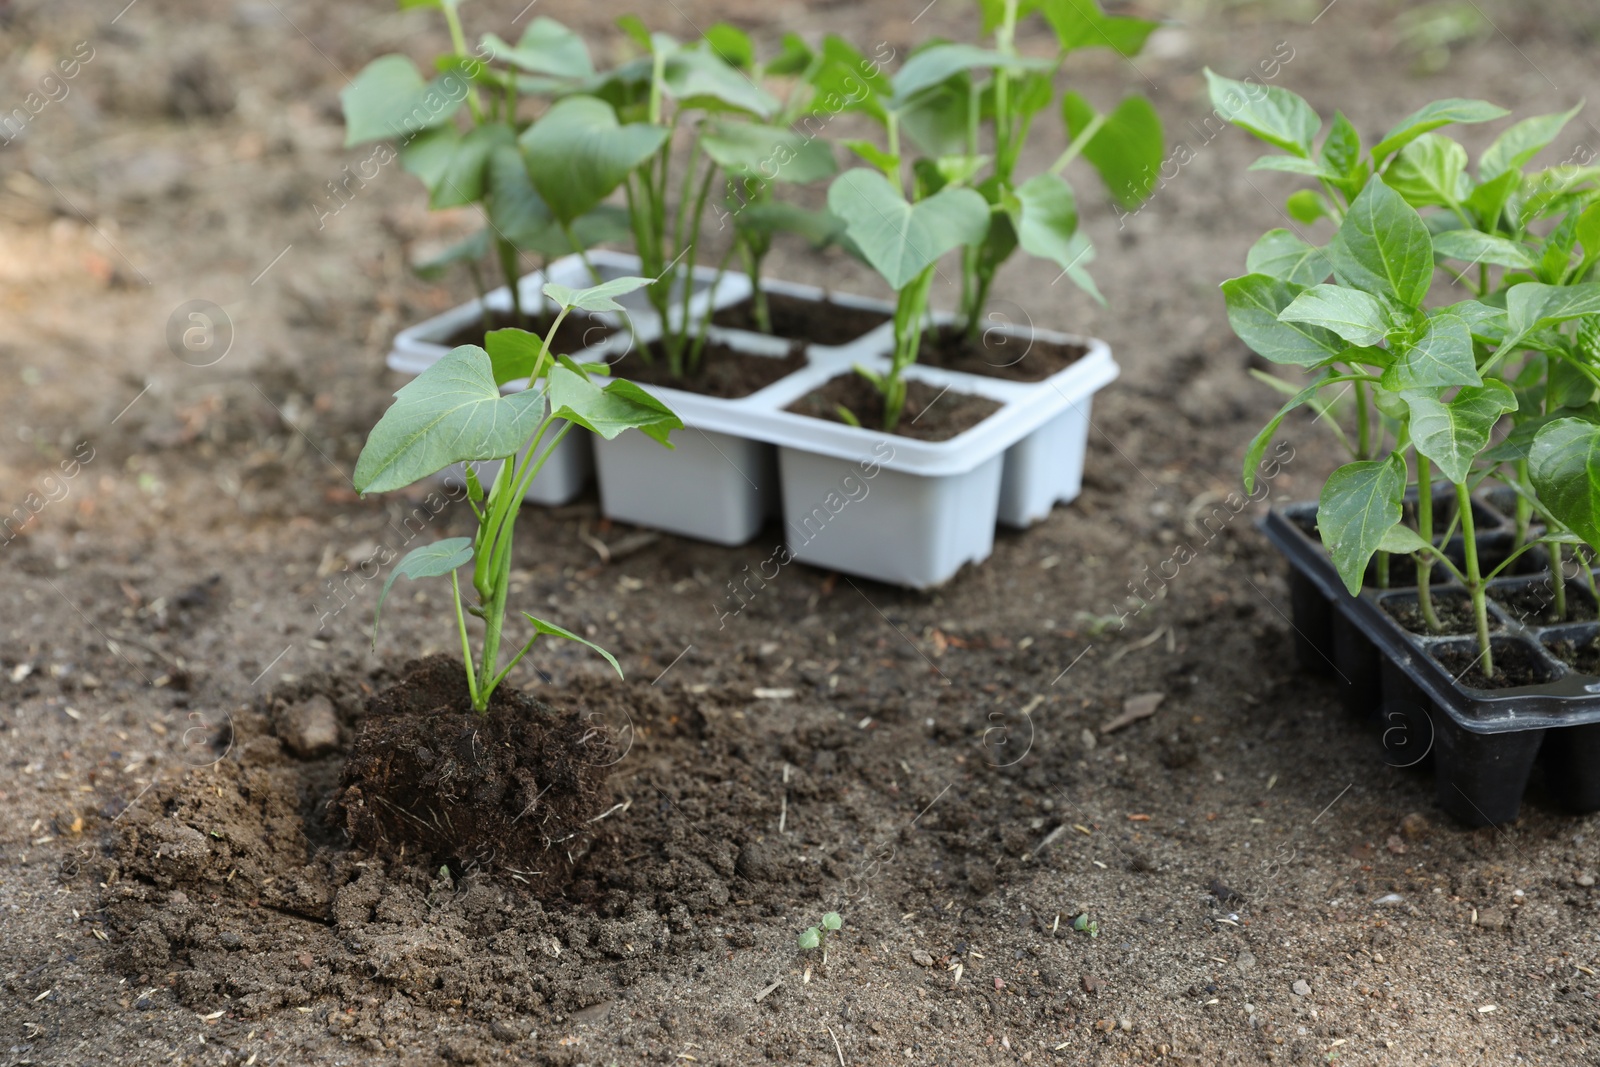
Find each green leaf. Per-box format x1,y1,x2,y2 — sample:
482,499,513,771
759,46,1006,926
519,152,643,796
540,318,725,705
766,32,814,76
1062,92,1163,209
1320,111,1363,180
825,169,990,290
821,912,843,930
842,139,899,176
372,538,474,642
429,123,516,209
1221,274,1344,368
1246,230,1332,286
701,121,837,184
734,202,846,247
412,229,489,279
1279,284,1391,347
1383,309,1481,390
1504,282,1600,350
1378,524,1432,555
1530,417,1600,550
1009,172,1084,275
888,43,1050,108
1403,380,1518,483
1034,0,1159,56
519,96,669,224
486,145,550,247
1329,176,1433,307
806,36,891,124
1465,169,1519,232
479,18,593,79
547,365,683,445
664,47,779,118
1286,189,1329,224
1384,133,1470,209
355,347,549,494
702,22,755,71
798,927,820,950
1242,375,1332,492
520,613,622,678
483,328,547,386
898,79,973,158
1318,454,1408,595
1204,68,1319,158
1480,103,1584,182
1429,229,1537,270
1370,98,1509,163
341,55,461,146
543,276,654,313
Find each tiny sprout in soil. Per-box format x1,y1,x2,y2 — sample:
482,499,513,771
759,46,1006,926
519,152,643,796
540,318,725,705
354,276,683,711
1073,912,1100,937
798,911,843,961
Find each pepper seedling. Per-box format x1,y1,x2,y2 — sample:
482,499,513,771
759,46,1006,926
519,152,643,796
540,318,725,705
1212,72,1600,679
798,911,844,962
353,277,683,711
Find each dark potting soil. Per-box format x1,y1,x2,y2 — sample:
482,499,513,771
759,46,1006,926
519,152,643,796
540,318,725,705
1431,641,1548,690
610,337,806,399
333,655,614,874
916,323,1088,383
1547,631,1600,675
1381,590,1504,637
1489,579,1600,626
443,308,615,356
710,291,890,346
786,372,1001,442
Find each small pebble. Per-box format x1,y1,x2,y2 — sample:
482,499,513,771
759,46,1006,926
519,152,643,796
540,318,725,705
1118,1018,1132,1032
911,949,934,968
1398,812,1430,841
1374,893,1405,906
1292,980,1312,997
1577,873,1595,888
1082,974,1104,994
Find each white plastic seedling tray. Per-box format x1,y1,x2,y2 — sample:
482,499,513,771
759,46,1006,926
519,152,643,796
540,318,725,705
708,276,896,358
384,251,746,505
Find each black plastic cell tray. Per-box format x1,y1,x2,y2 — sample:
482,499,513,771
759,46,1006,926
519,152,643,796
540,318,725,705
1260,493,1600,826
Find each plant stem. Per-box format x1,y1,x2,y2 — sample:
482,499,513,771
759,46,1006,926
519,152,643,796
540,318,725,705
1416,455,1442,632
1514,459,1532,547
1457,482,1494,680
451,570,482,710
497,236,523,329
1551,541,1567,621
1354,381,1370,459
1049,112,1105,177
441,0,483,124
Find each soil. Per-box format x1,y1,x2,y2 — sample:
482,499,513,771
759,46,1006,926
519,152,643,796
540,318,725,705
442,308,616,357
610,337,807,399
1490,580,1600,627
1431,641,1551,690
333,655,615,878
7,1,1600,1064
1381,589,1505,637
786,373,1002,441
917,323,1089,383
711,292,890,346
1546,630,1600,675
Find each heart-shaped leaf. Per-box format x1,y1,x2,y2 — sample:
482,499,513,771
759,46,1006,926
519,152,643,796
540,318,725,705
1280,284,1391,347
664,47,779,118
887,43,1051,107
1530,417,1600,550
826,169,990,289
1246,230,1333,287
1008,172,1082,274
1318,454,1408,595
479,18,593,80
1370,98,1508,163
341,55,463,146
1061,91,1163,209
1035,0,1159,56
1204,68,1320,158
547,365,683,444
373,539,473,641
701,121,837,184
484,329,548,387
1329,176,1433,308
519,96,669,224
355,346,549,494
543,275,654,313
1220,274,1344,368
1404,380,1518,484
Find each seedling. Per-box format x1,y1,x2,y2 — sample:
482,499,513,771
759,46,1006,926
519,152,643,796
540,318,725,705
797,911,843,961
821,1,1163,428
340,2,625,330
1072,912,1099,938
354,277,683,711
1212,73,1600,679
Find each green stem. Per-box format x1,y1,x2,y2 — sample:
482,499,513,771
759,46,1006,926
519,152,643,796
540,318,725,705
1514,459,1533,547
452,570,482,711
497,236,523,329
1416,455,1442,633
1354,380,1370,459
1049,113,1106,177
1551,542,1567,621
1457,483,1494,679
441,1,483,124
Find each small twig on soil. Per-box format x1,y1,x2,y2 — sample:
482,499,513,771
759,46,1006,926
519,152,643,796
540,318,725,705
1105,625,1169,666
1032,823,1068,858
824,1023,845,1066
779,763,791,834
753,978,782,1003
587,798,632,823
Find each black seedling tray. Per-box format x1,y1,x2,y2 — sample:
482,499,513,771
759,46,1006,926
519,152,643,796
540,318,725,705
1261,490,1600,827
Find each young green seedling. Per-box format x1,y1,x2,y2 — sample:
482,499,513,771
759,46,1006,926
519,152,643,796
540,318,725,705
1212,74,1600,678
1072,912,1099,938
797,911,844,962
354,277,683,711
340,2,626,330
